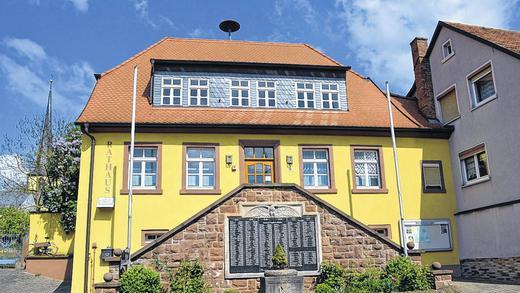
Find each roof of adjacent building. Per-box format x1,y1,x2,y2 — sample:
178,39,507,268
77,37,435,130
408,21,520,98
426,21,520,59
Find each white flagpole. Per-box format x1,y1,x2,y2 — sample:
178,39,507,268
385,81,408,257
126,65,138,266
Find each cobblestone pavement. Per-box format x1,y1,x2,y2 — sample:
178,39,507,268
452,280,520,293
0,268,70,293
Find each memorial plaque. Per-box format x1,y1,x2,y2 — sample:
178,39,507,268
227,215,319,276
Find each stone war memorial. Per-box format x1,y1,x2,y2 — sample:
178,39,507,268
126,184,403,292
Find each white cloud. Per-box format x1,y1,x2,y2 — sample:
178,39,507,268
188,28,203,38
0,38,95,114
274,0,316,25
132,0,175,29
4,38,47,61
334,0,519,92
67,0,89,12
268,0,318,42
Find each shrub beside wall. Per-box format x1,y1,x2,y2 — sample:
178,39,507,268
316,257,434,293
0,207,29,235
120,265,162,293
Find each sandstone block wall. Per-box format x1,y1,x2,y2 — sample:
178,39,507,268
134,187,401,292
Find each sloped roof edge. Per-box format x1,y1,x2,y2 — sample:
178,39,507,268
424,21,520,60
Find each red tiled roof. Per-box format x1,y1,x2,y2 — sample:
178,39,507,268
444,22,520,56
77,38,430,129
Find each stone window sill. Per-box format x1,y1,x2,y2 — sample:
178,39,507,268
120,189,163,195
304,188,337,194
180,189,222,195
352,188,388,194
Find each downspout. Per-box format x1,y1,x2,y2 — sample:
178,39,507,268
81,123,96,293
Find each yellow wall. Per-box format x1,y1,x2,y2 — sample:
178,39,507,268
29,212,75,255
71,132,459,292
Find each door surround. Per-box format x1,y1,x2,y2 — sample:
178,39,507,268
238,140,281,184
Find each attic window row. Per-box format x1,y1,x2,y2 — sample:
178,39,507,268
158,77,341,110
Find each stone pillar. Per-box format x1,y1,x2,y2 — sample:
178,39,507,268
262,269,304,293
432,270,453,289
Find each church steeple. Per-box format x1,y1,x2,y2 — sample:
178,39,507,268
34,77,53,175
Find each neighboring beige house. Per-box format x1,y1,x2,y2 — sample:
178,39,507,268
408,21,520,282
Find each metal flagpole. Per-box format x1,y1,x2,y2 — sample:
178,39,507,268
125,65,138,267
385,81,408,257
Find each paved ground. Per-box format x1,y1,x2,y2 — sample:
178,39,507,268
0,269,70,293
452,280,520,293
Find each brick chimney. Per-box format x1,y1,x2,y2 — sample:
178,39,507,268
410,37,436,120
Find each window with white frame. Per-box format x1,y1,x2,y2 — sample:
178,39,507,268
404,220,452,251
257,81,276,107
321,83,339,109
189,79,209,106
442,40,454,60
230,80,250,106
302,149,330,189
296,82,314,108
354,150,381,188
160,77,182,105
468,65,496,107
460,145,489,185
132,147,157,189
186,147,215,189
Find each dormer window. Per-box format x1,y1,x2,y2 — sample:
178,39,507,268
230,80,250,107
321,83,339,109
441,39,454,62
189,79,209,106
257,81,276,107
160,78,182,106
296,82,314,109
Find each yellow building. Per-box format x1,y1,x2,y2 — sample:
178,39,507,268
71,37,458,292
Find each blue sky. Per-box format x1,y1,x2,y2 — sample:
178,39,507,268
0,0,519,140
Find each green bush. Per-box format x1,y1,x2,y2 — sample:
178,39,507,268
316,257,433,293
0,207,29,235
120,265,162,293
272,244,288,269
316,262,349,290
383,256,433,291
170,260,210,293
223,290,239,293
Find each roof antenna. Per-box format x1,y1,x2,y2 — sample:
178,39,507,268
219,19,240,40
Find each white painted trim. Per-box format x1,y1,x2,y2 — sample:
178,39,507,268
459,142,491,186
188,78,210,106
319,82,341,110
229,79,251,107
256,80,277,108
159,76,183,106
295,81,316,109
440,39,455,63
466,60,498,110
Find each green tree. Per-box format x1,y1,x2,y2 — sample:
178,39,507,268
0,207,29,235
272,244,288,269
40,125,81,232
